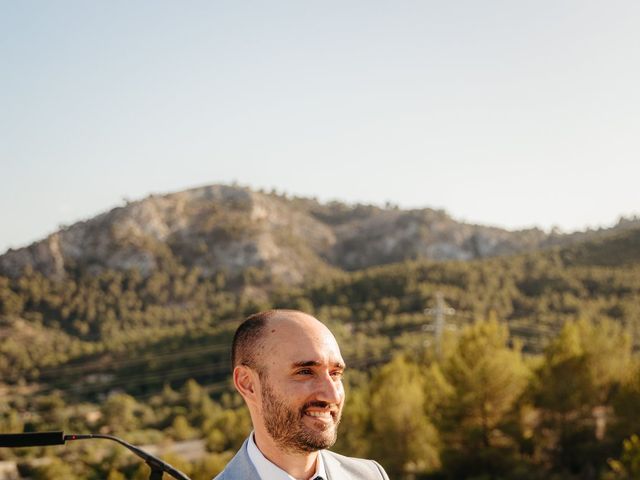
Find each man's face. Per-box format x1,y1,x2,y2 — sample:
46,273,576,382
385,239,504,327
255,315,346,453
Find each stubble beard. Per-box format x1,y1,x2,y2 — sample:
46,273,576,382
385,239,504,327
261,379,342,454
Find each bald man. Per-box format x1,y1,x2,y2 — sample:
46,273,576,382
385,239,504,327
213,309,389,480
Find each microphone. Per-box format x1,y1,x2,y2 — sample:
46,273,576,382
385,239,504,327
0,431,65,447
0,431,190,480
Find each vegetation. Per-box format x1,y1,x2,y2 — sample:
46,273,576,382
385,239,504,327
1,228,640,478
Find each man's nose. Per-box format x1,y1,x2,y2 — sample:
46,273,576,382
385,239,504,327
316,373,343,404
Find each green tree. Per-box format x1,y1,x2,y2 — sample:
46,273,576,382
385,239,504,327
333,382,371,459
101,393,142,434
605,435,640,480
534,318,633,475
440,318,530,478
612,360,640,444
170,414,198,441
204,407,251,453
444,318,530,447
106,469,126,480
369,355,440,478
31,458,75,479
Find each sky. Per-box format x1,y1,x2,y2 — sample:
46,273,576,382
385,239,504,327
1,1,639,253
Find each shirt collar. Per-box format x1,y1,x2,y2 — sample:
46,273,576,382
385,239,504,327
247,431,326,480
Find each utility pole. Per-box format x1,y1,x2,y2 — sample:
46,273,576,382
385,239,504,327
424,292,455,359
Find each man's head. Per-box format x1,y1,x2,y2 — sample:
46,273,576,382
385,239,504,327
232,309,346,454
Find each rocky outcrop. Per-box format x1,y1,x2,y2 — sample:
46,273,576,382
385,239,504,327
0,185,337,285
1,184,637,285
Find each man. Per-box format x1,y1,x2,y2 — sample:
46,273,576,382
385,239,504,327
214,309,389,480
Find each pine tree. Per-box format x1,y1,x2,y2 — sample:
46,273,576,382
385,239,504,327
369,355,440,477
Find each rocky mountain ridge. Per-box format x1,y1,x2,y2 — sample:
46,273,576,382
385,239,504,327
1,184,638,285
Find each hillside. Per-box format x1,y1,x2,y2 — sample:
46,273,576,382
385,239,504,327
1,224,639,397
1,184,639,396
558,225,640,267
2,184,638,287
1,205,639,479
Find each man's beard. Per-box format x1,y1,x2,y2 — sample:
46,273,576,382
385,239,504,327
261,379,342,453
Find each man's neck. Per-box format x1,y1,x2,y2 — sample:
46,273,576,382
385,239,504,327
253,430,318,480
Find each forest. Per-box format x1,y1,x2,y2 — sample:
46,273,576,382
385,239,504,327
1,228,640,479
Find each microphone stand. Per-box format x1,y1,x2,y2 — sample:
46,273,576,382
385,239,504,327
0,431,190,480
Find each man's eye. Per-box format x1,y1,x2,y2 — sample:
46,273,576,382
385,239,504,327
297,369,313,375
331,370,344,378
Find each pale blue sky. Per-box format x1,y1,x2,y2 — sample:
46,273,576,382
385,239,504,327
2,1,639,253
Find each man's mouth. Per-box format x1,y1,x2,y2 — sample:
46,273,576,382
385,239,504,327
301,400,340,424
305,410,333,419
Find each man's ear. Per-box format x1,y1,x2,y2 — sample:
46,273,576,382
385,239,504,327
233,365,259,404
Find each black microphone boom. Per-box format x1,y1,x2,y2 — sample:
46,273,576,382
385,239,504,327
0,431,65,448
0,431,190,480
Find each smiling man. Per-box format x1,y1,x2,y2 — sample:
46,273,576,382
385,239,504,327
214,309,389,480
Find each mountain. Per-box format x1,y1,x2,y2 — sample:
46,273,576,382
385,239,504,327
1,185,336,285
558,226,640,267
1,184,638,286
0,185,638,397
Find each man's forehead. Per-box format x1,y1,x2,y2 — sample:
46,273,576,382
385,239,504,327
261,314,344,364
263,312,328,338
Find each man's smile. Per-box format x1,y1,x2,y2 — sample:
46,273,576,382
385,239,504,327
304,410,336,422
302,401,340,423
305,411,332,418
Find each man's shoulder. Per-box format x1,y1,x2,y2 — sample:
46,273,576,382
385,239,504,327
322,450,390,480
212,439,389,480
212,439,259,480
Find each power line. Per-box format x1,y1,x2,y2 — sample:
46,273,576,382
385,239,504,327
29,297,581,399
39,343,231,377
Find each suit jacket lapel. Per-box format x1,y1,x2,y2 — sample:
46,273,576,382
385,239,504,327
321,450,350,480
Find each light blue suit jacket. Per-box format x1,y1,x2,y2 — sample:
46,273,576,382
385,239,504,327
213,438,390,480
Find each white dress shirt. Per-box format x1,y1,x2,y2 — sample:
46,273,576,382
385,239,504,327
247,432,326,480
